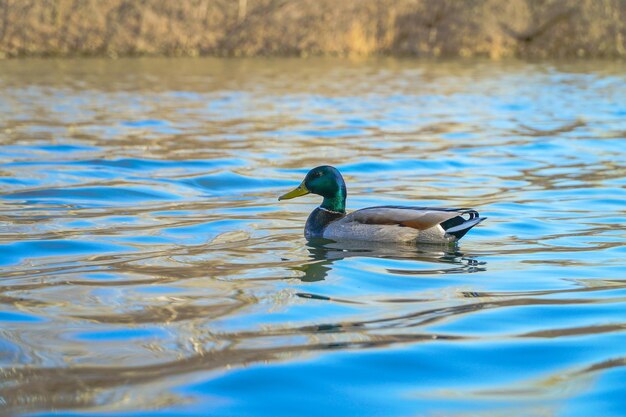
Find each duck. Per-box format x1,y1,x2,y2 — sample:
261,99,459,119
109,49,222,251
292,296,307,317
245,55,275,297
278,165,485,244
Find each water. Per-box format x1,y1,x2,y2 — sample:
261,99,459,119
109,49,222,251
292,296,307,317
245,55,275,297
0,57,625,417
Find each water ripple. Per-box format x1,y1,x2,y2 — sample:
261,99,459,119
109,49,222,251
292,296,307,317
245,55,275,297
0,58,625,416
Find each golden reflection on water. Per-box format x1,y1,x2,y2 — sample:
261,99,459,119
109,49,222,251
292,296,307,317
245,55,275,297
0,58,625,416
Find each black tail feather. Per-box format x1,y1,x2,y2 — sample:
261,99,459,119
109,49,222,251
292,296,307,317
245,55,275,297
441,210,485,240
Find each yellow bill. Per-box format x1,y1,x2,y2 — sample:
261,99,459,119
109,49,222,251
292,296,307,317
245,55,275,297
278,181,310,200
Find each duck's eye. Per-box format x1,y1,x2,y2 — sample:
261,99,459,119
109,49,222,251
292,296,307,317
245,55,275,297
313,171,322,178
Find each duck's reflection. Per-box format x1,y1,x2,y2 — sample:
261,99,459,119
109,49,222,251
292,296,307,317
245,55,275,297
295,238,486,282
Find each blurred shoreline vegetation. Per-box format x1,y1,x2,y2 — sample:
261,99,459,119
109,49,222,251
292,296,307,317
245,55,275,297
0,0,624,59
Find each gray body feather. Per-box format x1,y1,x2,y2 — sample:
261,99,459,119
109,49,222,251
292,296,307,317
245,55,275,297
307,205,485,244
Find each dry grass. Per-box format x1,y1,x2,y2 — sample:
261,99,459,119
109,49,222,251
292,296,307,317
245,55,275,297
0,0,624,58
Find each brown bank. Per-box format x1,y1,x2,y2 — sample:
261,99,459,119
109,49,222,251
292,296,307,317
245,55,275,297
0,0,624,59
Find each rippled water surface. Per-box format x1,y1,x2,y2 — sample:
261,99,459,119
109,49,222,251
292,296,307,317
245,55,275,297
1,58,625,416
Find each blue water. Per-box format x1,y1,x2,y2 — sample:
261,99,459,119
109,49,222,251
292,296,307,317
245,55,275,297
0,58,625,416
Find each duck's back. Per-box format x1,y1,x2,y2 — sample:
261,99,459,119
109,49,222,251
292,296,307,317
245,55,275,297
322,206,484,244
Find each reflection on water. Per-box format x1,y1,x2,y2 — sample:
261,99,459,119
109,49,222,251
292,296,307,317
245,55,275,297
297,240,485,282
0,58,625,417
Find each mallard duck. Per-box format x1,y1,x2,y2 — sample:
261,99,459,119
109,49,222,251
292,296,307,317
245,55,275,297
279,165,485,244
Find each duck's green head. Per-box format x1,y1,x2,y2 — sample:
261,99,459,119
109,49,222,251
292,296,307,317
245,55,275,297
278,165,347,213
